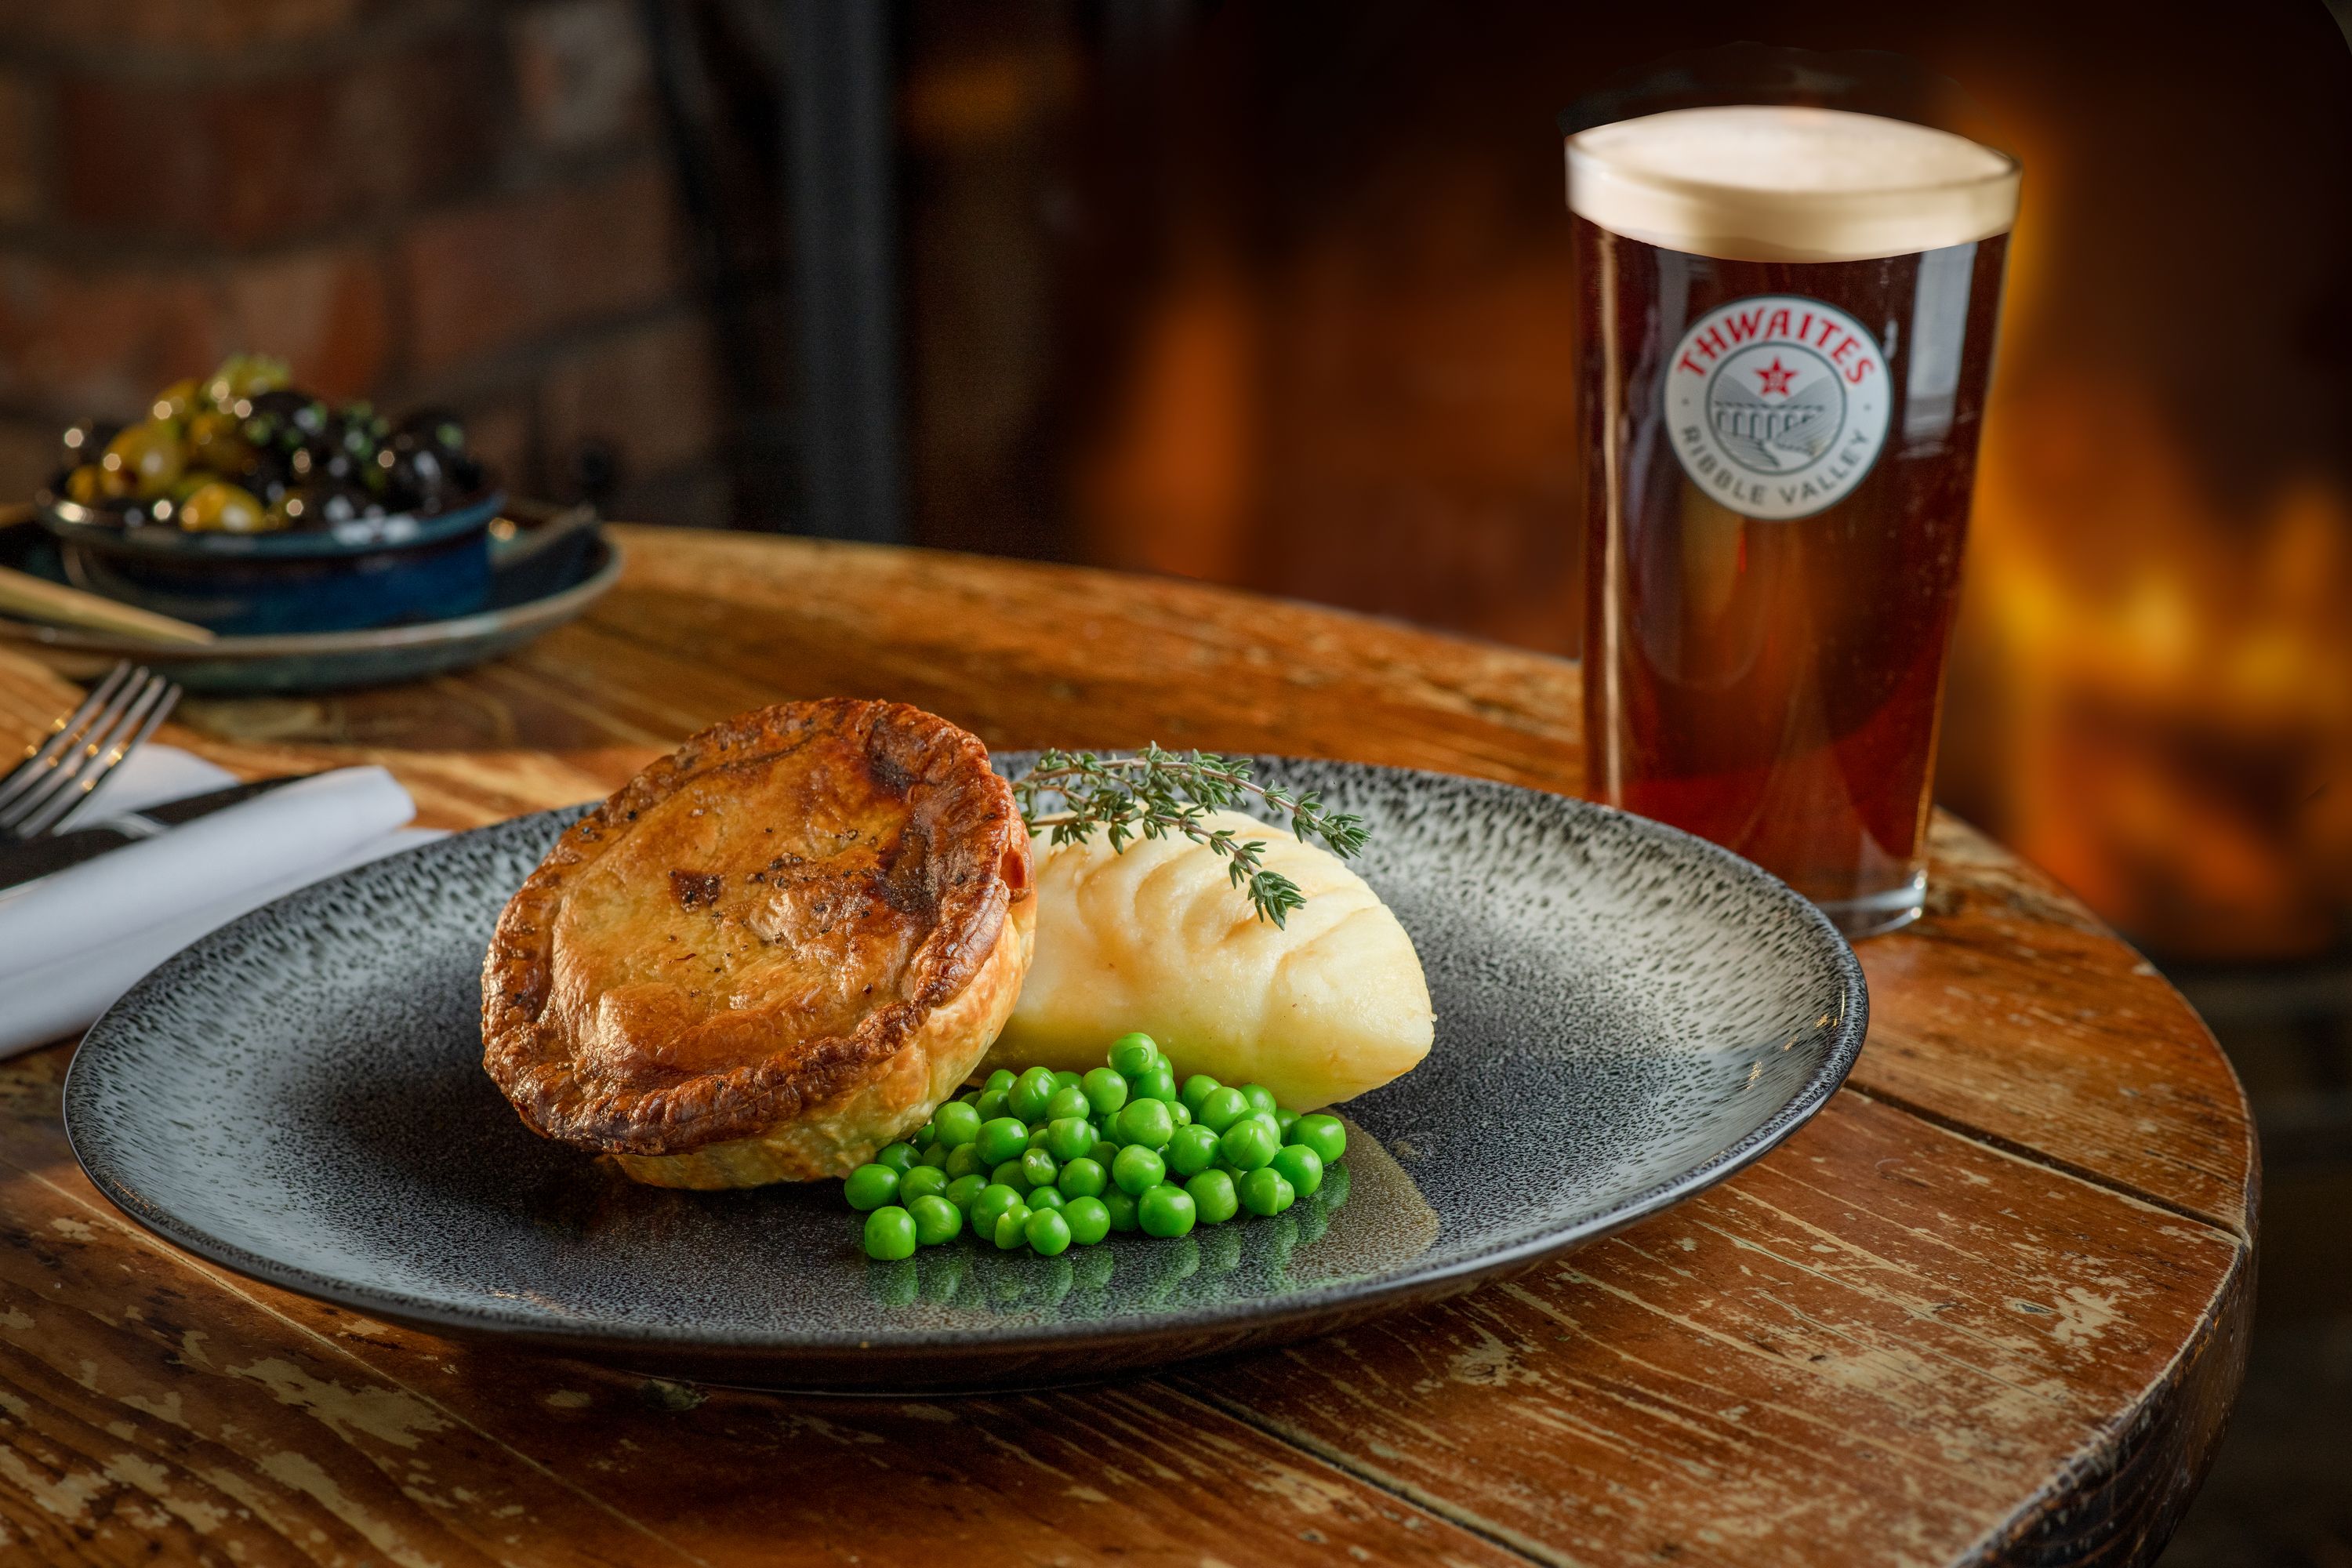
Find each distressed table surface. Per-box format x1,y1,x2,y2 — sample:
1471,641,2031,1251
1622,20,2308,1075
0,527,2253,1567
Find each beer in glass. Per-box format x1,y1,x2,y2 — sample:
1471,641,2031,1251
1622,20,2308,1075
1568,107,2020,935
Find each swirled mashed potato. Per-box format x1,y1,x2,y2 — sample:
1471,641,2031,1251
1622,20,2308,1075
988,811,1432,1109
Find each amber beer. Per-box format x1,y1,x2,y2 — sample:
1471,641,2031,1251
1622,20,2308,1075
1569,107,2020,935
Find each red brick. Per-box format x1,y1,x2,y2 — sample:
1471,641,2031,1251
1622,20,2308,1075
510,0,653,154
0,256,223,420
537,313,718,488
56,33,497,246
221,244,391,399
0,0,363,56
400,158,684,373
0,70,45,223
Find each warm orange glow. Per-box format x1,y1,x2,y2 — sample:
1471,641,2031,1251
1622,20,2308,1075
1963,378,2352,956
1075,256,1257,583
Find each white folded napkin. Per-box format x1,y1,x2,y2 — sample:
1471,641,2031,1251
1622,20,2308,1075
0,746,444,1056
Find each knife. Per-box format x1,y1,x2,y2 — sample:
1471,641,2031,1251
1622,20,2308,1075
0,775,310,891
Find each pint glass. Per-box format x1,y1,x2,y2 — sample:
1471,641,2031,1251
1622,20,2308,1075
1569,107,2020,935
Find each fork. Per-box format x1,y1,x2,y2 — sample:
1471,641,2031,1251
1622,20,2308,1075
0,662,183,841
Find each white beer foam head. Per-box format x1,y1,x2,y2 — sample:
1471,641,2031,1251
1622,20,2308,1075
1566,106,2020,262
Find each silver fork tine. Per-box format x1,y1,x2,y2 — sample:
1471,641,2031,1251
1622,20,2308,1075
0,661,136,813
0,671,175,839
12,675,180,839
0,663,147,829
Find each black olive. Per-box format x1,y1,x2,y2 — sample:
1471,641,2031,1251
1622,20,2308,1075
394,407,467,459
241,448,293,505
242,390,329,453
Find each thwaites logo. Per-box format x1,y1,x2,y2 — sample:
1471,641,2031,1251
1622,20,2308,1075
1664,293,1888,520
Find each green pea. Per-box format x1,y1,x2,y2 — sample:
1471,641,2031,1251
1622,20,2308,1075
1025,1208,1073,1256
1276,1106,1299,1135
844,1163,899,1211
1020,1147,1059,1189
862,1206,917,1260
1165,1123,1221,1178
908,1194,962,1245
1108,1032,1160,1076
1271,1143,1323,1198
1180,1073,1221,1112
985,1068,1017,1093
1058,1156,1107,1199
1131,1064,1178,1104
1239,1167,1295,1216
916,1142,950,1169
1220,1116,1279,1172
975,1116,1029,1165
1074,1066,1124,1116
982,1158,1018,1189
993,1204,1033,1250
1199,1086,1249,1132
1103,1189,1140,1232
1063,1195,1112,1246
944,1142,983,1179
1089,1138,1120,1166
971,1182,1023,1234
1029,1125,1052,1151
1051,1069,1082,1091
1185,1167,1240,1224
1026,1185,1066,1213
874,1142,919,1174
933,1101,982,1148
1046,1084,1091,1122
1138,1184,1196,1238
975,1089,1010,1121
1044,1116,1095,1163
899,1165,949,1203
1288,1113,1347,1163
1008,1065,1058,1122
1239,1083,1279,1115
1112,1145,1166,1196
912,1120,935,1148
1248,1111,1283,1142
944,1174,986,1211
1116,1098,1174,1150
1167,1099,1192,1128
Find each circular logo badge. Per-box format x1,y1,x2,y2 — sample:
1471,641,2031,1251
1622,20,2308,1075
1663,294,1889,521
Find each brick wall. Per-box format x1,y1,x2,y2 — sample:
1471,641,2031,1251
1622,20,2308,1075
0,0,731,527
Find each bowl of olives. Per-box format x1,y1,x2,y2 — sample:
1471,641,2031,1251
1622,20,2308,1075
37,354,504,637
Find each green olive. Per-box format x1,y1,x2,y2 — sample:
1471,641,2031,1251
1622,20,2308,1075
151,378,201,425
203,354,291,408
100,420,184,499
184,410,253,475
176,481,270,534
64,464,105,505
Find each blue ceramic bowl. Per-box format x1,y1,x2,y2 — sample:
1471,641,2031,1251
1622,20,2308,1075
36,488,505,637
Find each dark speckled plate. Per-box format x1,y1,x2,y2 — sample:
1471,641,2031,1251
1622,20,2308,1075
64,757,1866,1392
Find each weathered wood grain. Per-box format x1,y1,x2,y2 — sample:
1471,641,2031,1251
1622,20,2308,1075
0,526,2255,1565
0,1054,1519,1568
1185,1091,2246,1568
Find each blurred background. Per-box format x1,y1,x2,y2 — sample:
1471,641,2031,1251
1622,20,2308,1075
0,1,2343,1555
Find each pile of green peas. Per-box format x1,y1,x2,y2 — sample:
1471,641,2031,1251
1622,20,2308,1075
844,1032,1348,1261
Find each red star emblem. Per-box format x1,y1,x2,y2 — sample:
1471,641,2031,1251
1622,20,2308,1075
1754,357,1797,396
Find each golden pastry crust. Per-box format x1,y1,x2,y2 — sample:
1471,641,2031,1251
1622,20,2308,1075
481,699,1032,1185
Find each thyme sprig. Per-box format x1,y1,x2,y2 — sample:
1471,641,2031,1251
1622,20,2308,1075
1011,745,1369,927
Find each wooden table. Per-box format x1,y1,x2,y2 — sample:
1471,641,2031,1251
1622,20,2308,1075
0,526,2253,1567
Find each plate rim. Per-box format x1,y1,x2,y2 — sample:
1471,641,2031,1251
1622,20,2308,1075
62,758,1870,1366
